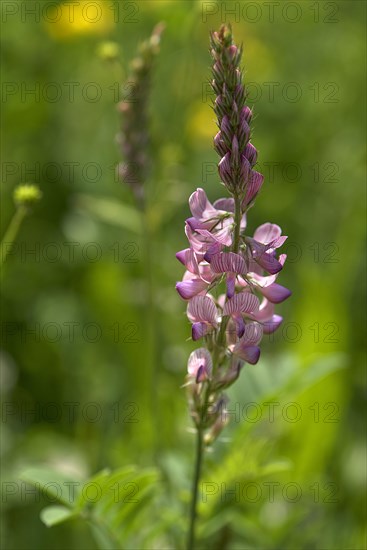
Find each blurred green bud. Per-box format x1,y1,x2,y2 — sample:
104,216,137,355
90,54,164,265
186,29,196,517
97,41,119,62
13,184,42,208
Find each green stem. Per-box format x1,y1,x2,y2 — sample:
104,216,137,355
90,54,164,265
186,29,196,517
141,202,158,456
0,206,27,267
187,425,204,550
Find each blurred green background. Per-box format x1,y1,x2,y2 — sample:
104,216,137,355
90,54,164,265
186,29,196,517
1,1,366,549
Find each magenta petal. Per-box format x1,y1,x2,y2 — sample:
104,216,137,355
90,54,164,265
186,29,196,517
196,365,206,382
239,155,252,184
238,345,261,364
231,336,261,363
176,248,199,274
244,142,258,166
185,223,207,254
192,322,210,341
186,217,207,231
256,252,283,275
226,273,236,299
233,313,245,338
223,292,260,316
218,153,232,185
187,295,218,324
203,241,222,262
210,252,246,275
263,315,283,334
176,279,208,300
197,226,232,247
261,283,292,304
213,197,235,212
241,106,252,123
243,171,264,207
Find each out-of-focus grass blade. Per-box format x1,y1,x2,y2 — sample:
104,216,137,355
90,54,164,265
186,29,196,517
74,194,141,234
40,506,75,527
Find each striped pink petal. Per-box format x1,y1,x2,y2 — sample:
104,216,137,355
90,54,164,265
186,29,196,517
192,322,211,341
226,273,236,298
210,252,246,275
187,295,218,325
223,292,260,316
232,313,245,338
241,322,263,345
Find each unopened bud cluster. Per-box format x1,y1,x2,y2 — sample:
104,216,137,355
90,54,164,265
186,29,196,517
116,23,164,205
211,25,263,207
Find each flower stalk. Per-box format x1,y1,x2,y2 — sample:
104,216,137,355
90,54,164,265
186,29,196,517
0,184,42,268
176,24,291,548
116,24,164,456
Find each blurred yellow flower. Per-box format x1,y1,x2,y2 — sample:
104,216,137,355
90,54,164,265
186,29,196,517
187,101,217,143
45,1,114,39
236,31,274,77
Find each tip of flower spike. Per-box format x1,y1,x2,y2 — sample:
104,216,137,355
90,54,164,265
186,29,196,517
150,22,165,49
218,24,233,46
13,184,42,208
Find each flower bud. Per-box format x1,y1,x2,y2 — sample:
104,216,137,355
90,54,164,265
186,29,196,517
214,132,228,156
97,41,119,62
13,184,42,208
218,153,233,187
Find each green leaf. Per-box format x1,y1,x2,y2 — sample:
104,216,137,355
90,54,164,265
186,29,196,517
257,459,292,478
83,466,138,515
75,467,114,511
40,505,74,527
20,467,82,506
88,522,121,550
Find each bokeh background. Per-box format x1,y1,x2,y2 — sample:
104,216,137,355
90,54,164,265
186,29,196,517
1,1,366,548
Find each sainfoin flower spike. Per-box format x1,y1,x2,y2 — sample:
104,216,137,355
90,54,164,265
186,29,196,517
176,24,291,447
116,23,164,206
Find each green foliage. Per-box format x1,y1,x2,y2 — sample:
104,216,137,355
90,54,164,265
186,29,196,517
19,466,160,549
1,1,365,549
